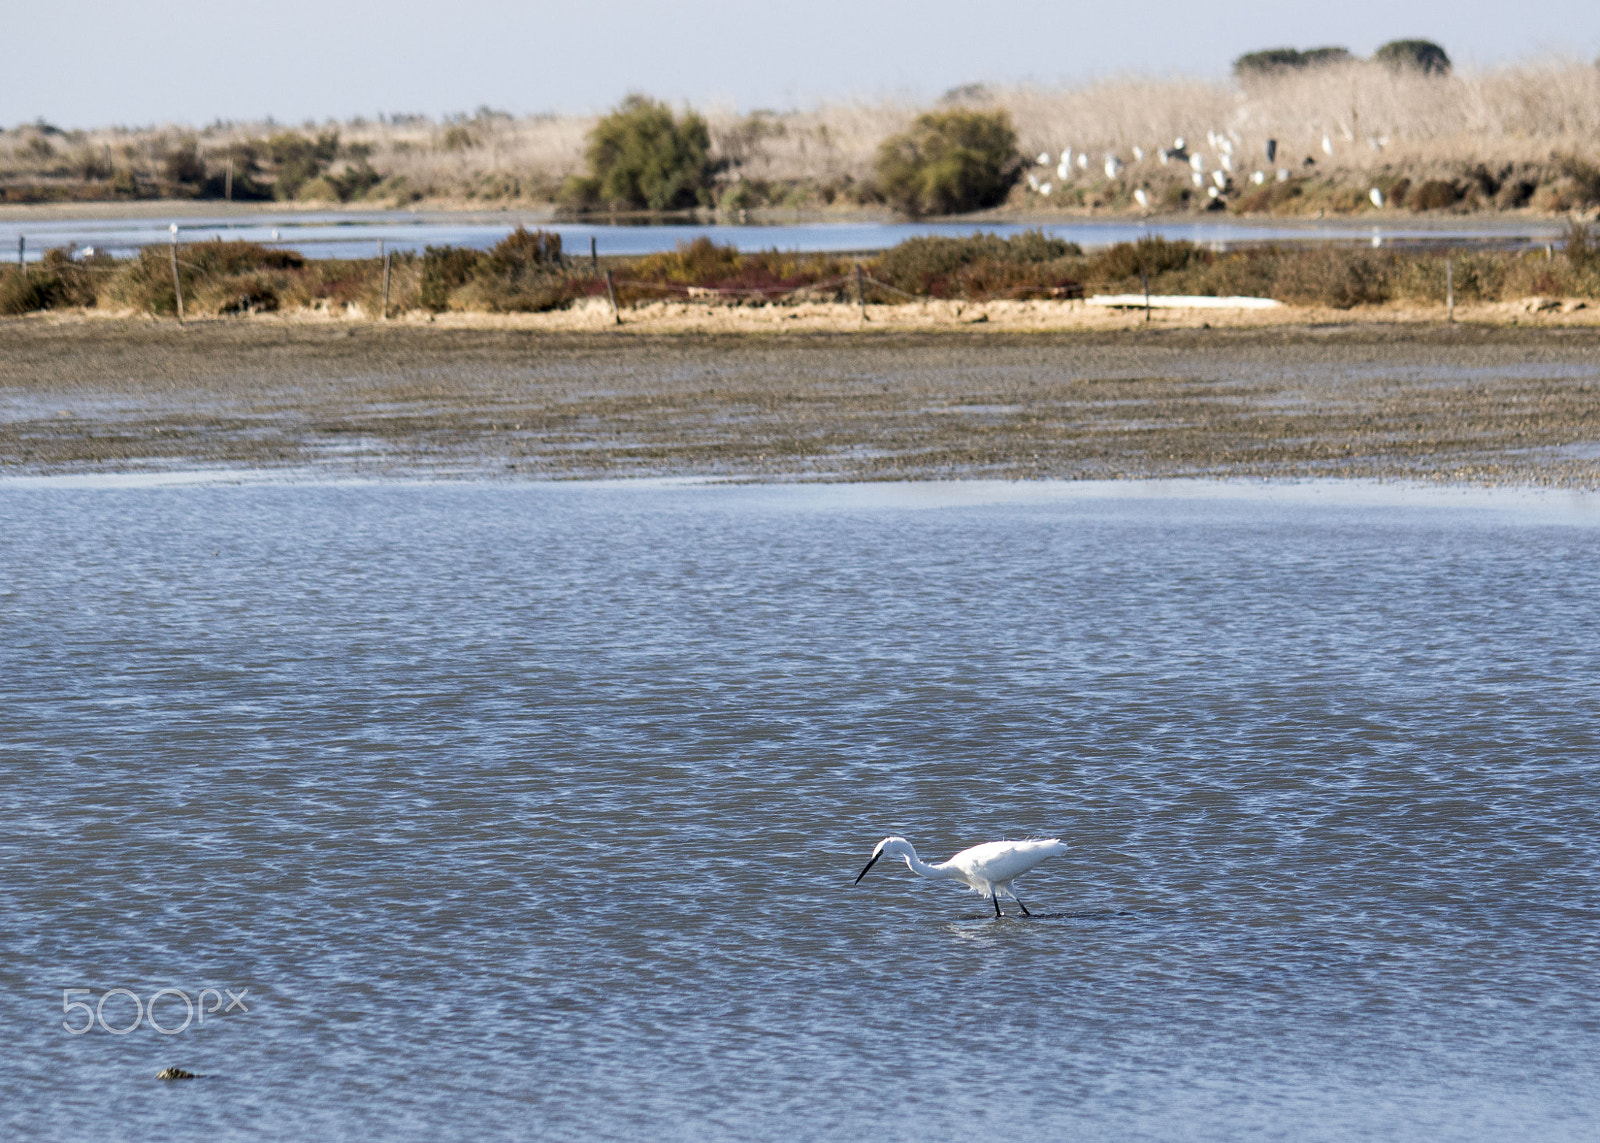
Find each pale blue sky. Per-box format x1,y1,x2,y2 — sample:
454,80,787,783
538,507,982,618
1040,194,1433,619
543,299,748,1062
7,0,1598,128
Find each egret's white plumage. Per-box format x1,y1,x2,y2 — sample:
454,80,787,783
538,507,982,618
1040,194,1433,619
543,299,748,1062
854,835,1068,917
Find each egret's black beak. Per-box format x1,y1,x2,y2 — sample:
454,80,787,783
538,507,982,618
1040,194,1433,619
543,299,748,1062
854,851,882,884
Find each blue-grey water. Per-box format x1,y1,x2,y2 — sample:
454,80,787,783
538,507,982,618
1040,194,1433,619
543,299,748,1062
1,212,1565,262
2,479,1598,1142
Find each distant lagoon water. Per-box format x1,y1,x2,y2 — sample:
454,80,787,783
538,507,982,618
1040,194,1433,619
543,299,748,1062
1,210,1568,262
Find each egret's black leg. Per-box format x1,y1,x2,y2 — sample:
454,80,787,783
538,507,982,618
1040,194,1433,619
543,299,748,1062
992,892,1002,918
1015,896,1031,917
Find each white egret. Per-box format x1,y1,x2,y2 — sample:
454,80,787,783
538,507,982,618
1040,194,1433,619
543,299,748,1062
1133,187,1149,209
1037,151,1051,166
854,836,1068,918
1039,182,1052,196
1369,187,1385,207
1104,154,1123,179
1132,145,1145,161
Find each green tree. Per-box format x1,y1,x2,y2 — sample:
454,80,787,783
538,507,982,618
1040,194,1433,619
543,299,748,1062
1373,40,1452,76
873,110,1020,218
565,95,712,211
1233,46,1353,78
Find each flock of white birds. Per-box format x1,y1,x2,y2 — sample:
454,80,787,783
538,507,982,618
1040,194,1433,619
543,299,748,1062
1022,126,1392,210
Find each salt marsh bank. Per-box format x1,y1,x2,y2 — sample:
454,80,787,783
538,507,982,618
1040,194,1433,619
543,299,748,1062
3,322,1599,486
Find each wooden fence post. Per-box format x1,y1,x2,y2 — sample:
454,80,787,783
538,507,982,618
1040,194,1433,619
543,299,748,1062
17,235,24,278
1141,266,1151,322
605,269,620,324
225,156,233,202
590,235,598,274
381,242,392,322
1446,257,1454,323
855,263,867,320
169,225,185,325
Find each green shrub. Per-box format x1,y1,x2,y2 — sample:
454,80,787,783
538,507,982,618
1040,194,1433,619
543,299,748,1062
564,95,712,211
1373,40,1451,76
267,130,340,200
873,110,1021,217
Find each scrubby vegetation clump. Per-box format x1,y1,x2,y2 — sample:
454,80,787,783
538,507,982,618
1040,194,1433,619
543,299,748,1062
873,110,1022,217
870,230,1081,296
4,226,1600,318
562,95,712,211
420,227,578,312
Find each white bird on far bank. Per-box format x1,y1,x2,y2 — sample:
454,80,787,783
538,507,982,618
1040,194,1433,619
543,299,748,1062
854,835,1069,917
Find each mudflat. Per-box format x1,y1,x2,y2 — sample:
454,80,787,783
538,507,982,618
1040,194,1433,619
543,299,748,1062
3,317,1598,485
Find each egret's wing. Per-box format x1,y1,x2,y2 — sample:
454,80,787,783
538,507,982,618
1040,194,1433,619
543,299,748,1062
947,838,1066,883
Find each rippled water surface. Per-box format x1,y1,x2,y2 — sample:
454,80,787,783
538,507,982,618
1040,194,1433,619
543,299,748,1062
3,480,1598,1142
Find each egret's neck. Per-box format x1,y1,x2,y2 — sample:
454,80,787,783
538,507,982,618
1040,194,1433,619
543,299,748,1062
901,848,959,881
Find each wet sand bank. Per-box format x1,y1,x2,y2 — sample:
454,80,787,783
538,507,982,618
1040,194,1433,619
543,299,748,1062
3,316,1598,485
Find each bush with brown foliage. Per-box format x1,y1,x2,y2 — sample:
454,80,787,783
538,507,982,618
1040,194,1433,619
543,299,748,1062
870,231,1081,297
1409,180,1461,210
419,228,579,312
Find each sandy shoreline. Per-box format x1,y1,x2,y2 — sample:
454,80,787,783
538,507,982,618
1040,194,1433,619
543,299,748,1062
3,315,1598,487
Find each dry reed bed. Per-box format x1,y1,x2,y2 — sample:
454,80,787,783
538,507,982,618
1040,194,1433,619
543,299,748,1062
4,60,1600,210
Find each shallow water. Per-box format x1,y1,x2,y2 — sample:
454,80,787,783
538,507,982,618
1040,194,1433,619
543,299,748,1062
2,480,1598,1141
0,212,1564,262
